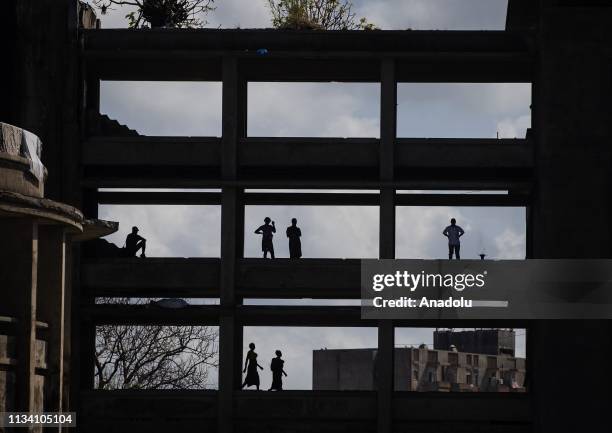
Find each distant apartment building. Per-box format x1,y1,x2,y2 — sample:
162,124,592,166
434,329,516,356
313,330,526,392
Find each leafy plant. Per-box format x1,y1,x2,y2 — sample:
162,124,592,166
93,0,216,28
267,0,376,30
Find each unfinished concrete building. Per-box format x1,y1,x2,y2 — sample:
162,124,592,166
2,0,612,432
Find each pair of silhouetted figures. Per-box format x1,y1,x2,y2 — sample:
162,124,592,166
254,217,302,259
242,343,288,391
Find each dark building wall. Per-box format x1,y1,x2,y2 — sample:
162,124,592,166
531,1,612,431
6,0,82,206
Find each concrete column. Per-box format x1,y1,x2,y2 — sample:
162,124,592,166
37,226,67,423
0,220,38,413
377,58,397,433
62,238,73,413
218,55,246,433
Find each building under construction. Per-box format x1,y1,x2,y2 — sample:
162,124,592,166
1,0,612,432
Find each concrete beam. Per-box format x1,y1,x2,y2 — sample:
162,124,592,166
81,258,220,297
77,390,530,433
83,258,362,299
83,137,531,170
97,191,529,206
83,305,375,327
82,29,532,53
83,304,220,326
79,390,217,433
83,303,526,328
396,138,533,168
237,259,360,298
82,137,221,166
83,177,532,191
82,29,533,83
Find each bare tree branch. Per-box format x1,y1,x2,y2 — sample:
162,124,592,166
94,298,219,389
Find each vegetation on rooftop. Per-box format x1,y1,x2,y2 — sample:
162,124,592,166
267,0,376,30
91,0,376,30
93,0,216,28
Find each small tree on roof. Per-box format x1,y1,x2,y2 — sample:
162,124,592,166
92,0,216,28
267,0,376,30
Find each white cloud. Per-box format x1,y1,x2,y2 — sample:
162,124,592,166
355,0,508,30
397,83,531,138
248,82,380,138
493,227,526,259
497,114,531,139
100,81,222,136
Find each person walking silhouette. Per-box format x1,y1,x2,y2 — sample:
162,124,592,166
286,218,302,259
242,342,264,390
268,350,288,391
443,218,465,260
255,217,276,258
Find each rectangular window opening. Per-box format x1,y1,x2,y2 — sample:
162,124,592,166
396,206,526,260
248,82,380,138
95,324,219,390
99,81,222,137
97,204,221,258
243,326,378,391
394,327,527,392
245,205,379,258
397,83,531,139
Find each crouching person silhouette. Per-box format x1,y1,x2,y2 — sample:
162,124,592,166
125,226,146,258
269,350,287,391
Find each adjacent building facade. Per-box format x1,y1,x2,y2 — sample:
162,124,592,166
314,330,526,392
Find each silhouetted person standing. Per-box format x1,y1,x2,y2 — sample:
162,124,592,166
242,342,264,390
443,218,464,260
286,218,302,259
255,217,276,258
269,350,287,391
125,226,146,258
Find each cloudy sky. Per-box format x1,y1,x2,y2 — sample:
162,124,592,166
93,0,527,389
